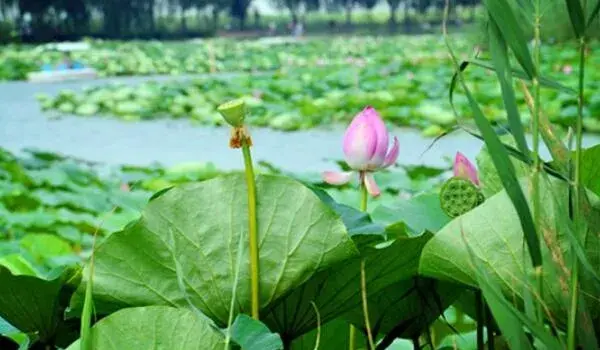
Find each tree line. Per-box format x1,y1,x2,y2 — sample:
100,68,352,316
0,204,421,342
0,0,480,42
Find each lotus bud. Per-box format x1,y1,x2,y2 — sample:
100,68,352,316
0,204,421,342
323,106,400,197
453,152,479,186
343,106,399,171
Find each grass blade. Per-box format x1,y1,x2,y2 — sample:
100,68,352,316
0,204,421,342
459,127,568,182
589,0,600,27
487,17,530,159
565,0,586,38
464,236,562,350
448,59,576,110
483,0,536,78
467,59,576,95
548,182,600,288
79,260,94,350
444,3,542,268
518,80,570,174
80,208,113,350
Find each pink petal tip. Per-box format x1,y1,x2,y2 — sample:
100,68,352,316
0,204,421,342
363,172,381,197
383,136,400,168
453,152,479,185
322,171,353,186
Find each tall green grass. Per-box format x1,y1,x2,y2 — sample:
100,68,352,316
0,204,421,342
444,0,600,348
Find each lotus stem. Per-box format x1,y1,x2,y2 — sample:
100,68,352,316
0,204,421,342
349,175,376,350
360,176,376,350
242,142,260,320
348,325,356,350
361,258,375,350
486,303,495,350
475,290,484,350
412,336,420,350
360,176,369,212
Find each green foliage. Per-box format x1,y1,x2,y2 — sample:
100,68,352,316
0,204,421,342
230,314,284,350
0,146,453,349
0,266,80,348
66,306,225,349
578,144,600,197
476,139,530,198
2,3,600,345
69,174,358,322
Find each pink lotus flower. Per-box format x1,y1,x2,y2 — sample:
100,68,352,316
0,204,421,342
453,152,479,185
562,65,573,75
322,106,400,197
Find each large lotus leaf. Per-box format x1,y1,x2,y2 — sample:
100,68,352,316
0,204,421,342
419,177,600,327
66,306,224,350
342,278,462,340
0,266,77,342
290,319,367,350
71,174,358,326
229,314,283,350
476,139,530,198
262,193,456,342
262,232,438,342
576,144,600,197
545,144,600,198
371,193,450,234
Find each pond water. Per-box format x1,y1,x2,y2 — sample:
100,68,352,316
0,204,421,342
1,75,598,172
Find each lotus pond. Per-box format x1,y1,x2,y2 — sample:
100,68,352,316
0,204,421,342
0,36,463,81
35,36,600,133
2,4,600,348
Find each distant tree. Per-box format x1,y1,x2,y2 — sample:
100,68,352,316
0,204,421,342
280,0,302,22
344,0,354,25
0,0,17,20
231,0,252,29
358,0,378,22
210,0,230,30
386,0,401,25
304,0,321,12
271,0,322,22
359,0,377,11
179,0,192,31
56,0,89,34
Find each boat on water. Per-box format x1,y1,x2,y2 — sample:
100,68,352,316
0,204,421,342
27,42,98,83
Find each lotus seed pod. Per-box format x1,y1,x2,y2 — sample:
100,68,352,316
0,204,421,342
440,177,484,218
217,99,247,127
477,192,485,205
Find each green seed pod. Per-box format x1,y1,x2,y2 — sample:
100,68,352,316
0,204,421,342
440,177,484,218
217,99,247,127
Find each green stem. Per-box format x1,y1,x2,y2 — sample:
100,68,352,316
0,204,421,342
349,325,356,350
361,259,375,350
80,250,95,350
486,304,495,350
360,177,368,212
475,291,484,350
567,34,586,350
355,175,375,349
412,336,420,350
242,142,260,320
